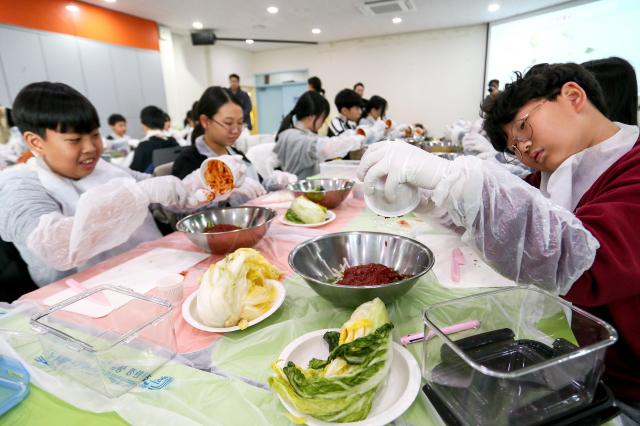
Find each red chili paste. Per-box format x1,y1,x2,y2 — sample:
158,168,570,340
337,263,408,286
204,224,242,232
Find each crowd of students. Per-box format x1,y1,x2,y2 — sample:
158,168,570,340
0,57,638,421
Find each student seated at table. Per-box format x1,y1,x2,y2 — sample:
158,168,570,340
129,106,179,173
357,63,640,419
172,86,296,206
273,91,364,179
0,82,230,287
104,113,131,156
327,89,362,137
359,95,387,128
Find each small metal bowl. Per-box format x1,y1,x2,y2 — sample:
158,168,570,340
176,206,276,254
289,231,435,308
288,178,355,209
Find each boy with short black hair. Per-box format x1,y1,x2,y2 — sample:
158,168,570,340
358,62,640,417
327,89,362,137
130,105,179,173
105,113,130,156
0,82,219,287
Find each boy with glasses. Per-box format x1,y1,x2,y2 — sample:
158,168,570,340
357,63,640,415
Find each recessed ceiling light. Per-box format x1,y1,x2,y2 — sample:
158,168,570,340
245,39,255,44
392,17,402,24
488,3,500,12
104,0,117,3
267,6,278,14
65,4,79,12
192,21,203,30
311,28,321,34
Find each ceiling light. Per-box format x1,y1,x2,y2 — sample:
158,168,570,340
192,21,203,30
65,4,79,12
488,3,500,12
104,0,117,3
311,28,321,34
267,6,278,14
392,17,402,24
245,39,255,44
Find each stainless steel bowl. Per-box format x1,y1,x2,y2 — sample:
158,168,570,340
288,178,354,209
176,206,276,254
289,231,435,308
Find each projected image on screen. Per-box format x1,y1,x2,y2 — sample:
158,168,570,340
487,0,640,93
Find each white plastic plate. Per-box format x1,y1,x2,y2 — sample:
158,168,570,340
275,328,421,426
278,210,337,227
182,279,285,332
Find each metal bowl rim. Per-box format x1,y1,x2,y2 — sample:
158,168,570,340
287,178,355,194
288,231,435,289
176,206,277,235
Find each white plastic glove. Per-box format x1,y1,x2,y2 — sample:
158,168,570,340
389,123,411,139
357,141,452,203
232,177,267,200
462,132,497,157
316,132,365,161
271,170,298,188
137,176,189,207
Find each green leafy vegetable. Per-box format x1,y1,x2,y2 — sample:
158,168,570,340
269,298,393,423
285,196,327,224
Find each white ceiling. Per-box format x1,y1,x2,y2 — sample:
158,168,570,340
83,0,573,51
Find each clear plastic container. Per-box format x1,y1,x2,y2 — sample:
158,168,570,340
422,286,617,426
319,160,360,180
30,285,176,398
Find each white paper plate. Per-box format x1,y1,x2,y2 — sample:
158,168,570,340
182,279,285,333
278,210,337,228
275,329,421,426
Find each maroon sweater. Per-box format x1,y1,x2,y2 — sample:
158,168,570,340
525,136,640,401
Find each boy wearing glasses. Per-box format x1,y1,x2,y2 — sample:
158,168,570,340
357,63,640,413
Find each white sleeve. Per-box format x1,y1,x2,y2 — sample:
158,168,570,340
316,131,364,161
431,156,600,295
26,177,152,271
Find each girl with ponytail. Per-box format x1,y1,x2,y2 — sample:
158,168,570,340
274,91,365,179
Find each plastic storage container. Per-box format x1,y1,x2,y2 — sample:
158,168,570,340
31,285,176,398
318,160,360,180
421,286,617,426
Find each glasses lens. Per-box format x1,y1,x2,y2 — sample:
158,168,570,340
512,119,532,143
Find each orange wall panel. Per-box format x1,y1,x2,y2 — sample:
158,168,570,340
0,0,159,51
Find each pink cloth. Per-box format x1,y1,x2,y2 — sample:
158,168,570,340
21,194,366,354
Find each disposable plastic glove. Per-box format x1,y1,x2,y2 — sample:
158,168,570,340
316,132,365,161
462,132,496,157
270,170,298,188
232,177,267,200
137,176,189,207
357,141,452,203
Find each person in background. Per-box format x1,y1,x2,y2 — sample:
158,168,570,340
179,101,198,143
104,113,130,157
359,95,387,127
0,82,220,286
0,107,29,169
582,57,638,125
327,89,362,137
172,86,296,206
130,106,179,173
482,79,500,108
358,63,640,419
274,91,364,179
307,76,325,96
353,82,365,98
228,73,252,131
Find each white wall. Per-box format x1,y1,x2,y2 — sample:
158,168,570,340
0,24,166,139
253,25,487,136
160,28,253,127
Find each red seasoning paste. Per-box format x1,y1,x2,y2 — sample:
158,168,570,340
337,263,408,286
204,224,242,232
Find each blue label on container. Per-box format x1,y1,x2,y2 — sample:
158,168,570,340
139,375,173,390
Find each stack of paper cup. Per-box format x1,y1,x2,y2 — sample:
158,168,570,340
156,274,185,304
